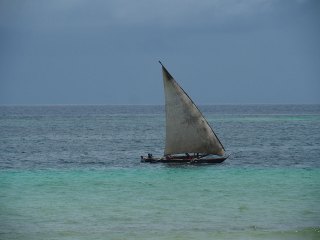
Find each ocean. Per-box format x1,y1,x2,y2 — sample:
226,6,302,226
0,105,319,239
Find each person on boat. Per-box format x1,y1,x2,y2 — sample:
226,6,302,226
148,153,153,159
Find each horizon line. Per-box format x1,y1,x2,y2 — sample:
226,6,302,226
1,103,320,107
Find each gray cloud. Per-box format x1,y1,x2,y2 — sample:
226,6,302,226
0,0,319,104
0,0,308,28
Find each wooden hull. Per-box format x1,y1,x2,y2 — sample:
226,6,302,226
141,156,227,164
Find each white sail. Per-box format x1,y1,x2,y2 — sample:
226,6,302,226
161,63,225,156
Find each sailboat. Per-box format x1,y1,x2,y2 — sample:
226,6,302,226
141,62,228,164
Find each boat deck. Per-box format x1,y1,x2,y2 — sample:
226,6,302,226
141,156,227,164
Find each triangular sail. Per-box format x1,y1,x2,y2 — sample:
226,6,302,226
161,62,225,156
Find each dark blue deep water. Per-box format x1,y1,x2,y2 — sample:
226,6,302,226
0,105,319,239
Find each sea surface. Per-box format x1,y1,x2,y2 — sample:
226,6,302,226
0,105,319,240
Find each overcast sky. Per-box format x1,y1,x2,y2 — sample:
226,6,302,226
0,0,319,105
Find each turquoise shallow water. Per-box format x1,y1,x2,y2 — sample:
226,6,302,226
1,168,319,239
0,105,320,239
